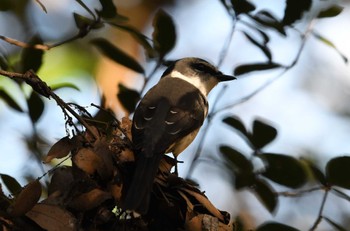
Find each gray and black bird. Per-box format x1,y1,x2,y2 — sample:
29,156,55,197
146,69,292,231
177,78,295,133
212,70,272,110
124,57,235,214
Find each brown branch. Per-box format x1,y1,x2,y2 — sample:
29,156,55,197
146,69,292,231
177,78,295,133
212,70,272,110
0,69,98,140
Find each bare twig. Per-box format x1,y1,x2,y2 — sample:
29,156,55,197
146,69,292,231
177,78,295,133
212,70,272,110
277,186,323,197
309,189,329,231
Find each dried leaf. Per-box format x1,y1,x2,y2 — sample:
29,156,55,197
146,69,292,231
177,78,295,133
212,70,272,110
48,166,75,196
44,136,77,163
26,204,77,231
73,148,103,175
8,180,42,217
69,188,111,211
0,174,22,196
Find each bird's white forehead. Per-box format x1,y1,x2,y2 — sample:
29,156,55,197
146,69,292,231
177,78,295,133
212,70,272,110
170,70,208,96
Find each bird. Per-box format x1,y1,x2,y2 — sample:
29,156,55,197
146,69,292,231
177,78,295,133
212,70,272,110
123,57,236,214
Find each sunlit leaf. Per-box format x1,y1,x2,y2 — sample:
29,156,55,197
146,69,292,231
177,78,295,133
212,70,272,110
253,179,277,213
312,31,348,63
152,9,176,59
0,89,23,112
282,0,312,25
220,146,253,173
324,216,347,231
8,180,42,217
256,222,300,231
242,32,272,61
27,91,45,123
98,0,117,19
117,83,140,114
260,153,307,188
91,38,144,73
317,5,344,18
250,119,277,149
20,35,44,72
0,174,22,195
222,116,248,136
230,0,255,15
234,62,282,75
326,156,350,189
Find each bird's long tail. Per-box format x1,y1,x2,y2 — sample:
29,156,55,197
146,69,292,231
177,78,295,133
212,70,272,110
123,152,163,214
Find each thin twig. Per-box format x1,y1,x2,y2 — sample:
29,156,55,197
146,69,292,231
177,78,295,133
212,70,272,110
309,189,329,231
277,186,323,197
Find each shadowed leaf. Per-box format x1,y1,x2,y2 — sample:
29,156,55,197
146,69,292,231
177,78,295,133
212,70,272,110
98,0,117,19
8,180,42,217
0,0,12,11
302,159,327,186
252,11,286,35
230,0,255,15
235,172,256,189
0,89,23,112
256,222,300,231
220,146,253,173
91,38,144,73
117,83,140,114
317,5,344,18
260,153,307,188
27,91,45,123
253,179,277,213
26,204,77,231
234,62,281,75
0,55,8,70
250,119,277,149
152,9,176,59
44,136,77,163
326,156,350,189
282,0,312,25
222,116,248,136
0,174,22,195
20,35,44,72
242,32,272,61
69,188,112,211
73,12,94,30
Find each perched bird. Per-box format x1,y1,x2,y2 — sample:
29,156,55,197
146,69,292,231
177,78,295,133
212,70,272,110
124,57,235,214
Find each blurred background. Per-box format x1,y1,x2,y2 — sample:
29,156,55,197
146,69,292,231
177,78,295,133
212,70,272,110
1,0,350,230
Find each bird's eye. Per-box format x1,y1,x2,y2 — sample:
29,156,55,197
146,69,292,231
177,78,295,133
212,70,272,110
192,63,210,72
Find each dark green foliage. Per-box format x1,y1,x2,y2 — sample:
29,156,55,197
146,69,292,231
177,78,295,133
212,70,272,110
27,91,45,123
152,9,176,60
220,146,253,173
242,32,272,61
260,153,307,188
256,222,301,231
234,62,282,76
97,0,117,19
317,5,344,19
282,0,312,25
0,174,22,195
0,89,23,112
222,116,247,136
117,83,140,114
253,179,277,213
326,156,350,189
230,0,255,15
20,35,44,73
251,119,277,149
91,38,144,73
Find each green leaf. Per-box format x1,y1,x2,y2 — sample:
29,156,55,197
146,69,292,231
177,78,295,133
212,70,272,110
282,0,312,25
20,35,44,72
220,146,253,173
0,55,8,70
253,179,277,213
117,83,140,114
326,156,350,189
252,11,286,36
242,32,272,61
91,38,144,73
0,89,23,112
234,62,282,76
235,172,256,189
98,0,117,19
312,31,348,64
27,91,45,123
250,119,277,149
260,153,307,188
50,83,80,92
230,0,255,15
111,23,156,58
152,9,176,59
0,174,22,195
256,222,300,231
0,0,12,11
317,5,344,18
222,116,248,136
323,216,347,231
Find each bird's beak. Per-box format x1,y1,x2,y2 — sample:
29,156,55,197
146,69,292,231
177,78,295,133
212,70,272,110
216,73,236,82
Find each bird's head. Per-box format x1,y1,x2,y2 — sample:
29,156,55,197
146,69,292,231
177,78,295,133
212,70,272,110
162,57,236,96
